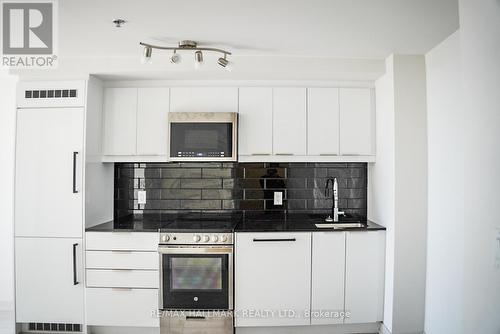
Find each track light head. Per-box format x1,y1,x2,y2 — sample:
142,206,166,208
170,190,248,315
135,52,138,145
141,46,152,64
217,56,232,72
194,51,203,69
170,51,181,64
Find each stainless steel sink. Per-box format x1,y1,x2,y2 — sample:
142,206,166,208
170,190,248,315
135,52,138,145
315,222,367,229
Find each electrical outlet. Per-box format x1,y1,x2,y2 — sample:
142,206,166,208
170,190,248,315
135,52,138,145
138,190,147,205
274,191,283,205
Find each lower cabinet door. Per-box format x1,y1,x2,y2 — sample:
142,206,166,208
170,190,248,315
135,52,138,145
235,232,311,327
345,231,385,323
311,232,346,325
86,288,159,327
15,237,84,324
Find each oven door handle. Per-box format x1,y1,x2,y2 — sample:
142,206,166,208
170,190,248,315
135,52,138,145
186,316,206,321
158,246,233,255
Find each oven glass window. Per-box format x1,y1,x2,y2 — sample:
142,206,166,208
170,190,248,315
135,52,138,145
170,123,233,157
170,257,222,290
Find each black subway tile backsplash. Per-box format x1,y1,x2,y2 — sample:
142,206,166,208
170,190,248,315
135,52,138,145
114,162,368,218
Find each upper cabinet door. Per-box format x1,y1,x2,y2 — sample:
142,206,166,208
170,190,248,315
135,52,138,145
339,88,374,156
103,88,138,155
170,87,238,113
307,88,340,156
273,88,307,156
15,108,84,238
238,87,273,156
137,88,170,156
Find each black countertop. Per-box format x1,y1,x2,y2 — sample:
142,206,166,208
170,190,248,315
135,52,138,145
86,212,386,233
234,212,385,232
86,212,241,233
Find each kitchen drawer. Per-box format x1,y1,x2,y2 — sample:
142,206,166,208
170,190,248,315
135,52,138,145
85,232,158,251
86,269,159,288
86,250,159,270
86,287,159,327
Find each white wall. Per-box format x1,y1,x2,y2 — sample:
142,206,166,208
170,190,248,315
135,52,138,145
458,0,500,333
392,55,428,334
425,1,500,333
425,30,464,334
0,72,18,334
369,56,395,332
369,55,427,334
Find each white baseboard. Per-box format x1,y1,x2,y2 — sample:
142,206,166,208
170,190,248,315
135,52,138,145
378,323,425,334
236,322,381,334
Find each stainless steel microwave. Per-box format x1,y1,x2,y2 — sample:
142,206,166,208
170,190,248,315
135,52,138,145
168,112,238,161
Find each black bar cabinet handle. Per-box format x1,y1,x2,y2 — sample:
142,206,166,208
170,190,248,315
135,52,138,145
72,152,78,193
73,243,79,285
186,316,206,320
253,238,296,242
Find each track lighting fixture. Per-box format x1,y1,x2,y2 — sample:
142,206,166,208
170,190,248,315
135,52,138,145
170,50,181,64
139,40,232,70
194,51,203,69
217,55,232,72
141,46,152,64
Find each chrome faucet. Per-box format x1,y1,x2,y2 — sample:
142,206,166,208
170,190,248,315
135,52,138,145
324,177,345,222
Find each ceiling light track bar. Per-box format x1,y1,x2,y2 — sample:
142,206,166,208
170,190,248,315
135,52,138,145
139,42,232,56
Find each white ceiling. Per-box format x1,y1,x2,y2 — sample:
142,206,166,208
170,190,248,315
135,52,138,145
59,0,459,58
17,0,460,80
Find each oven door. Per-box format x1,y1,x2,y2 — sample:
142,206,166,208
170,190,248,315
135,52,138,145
159,245,233,310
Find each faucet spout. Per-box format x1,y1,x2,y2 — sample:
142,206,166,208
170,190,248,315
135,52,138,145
325,177,345,222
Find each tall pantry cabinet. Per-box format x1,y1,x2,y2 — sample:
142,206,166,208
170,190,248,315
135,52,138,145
14,79,113,329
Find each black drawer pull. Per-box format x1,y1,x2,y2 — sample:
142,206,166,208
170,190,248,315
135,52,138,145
72,152,78,193
186,316,206,320
253,238,296,242
72,243,79,285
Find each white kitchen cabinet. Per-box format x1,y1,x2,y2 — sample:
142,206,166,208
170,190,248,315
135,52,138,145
15,107,84,238
103,87,137,156
86,250,158,270
15,237,84,324
103,87,169,157
137,87,170,155
170,87,238,113
86,231,158,251
238,87,273,156
339,88,374,156
345,231,385,324
235,232,311,327
307,88,340,156
86,288,159,327
272,88,307,156
311,232,345,325
86,269,159,288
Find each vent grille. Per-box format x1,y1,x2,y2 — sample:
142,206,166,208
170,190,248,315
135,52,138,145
24,89,77,99
27,323,81,332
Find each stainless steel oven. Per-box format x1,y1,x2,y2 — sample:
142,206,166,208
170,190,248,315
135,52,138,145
168,112,238,161
158,231,234,334
159,245,233,310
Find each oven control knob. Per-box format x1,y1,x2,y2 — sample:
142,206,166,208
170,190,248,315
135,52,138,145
193,235,201,242
203,235,210,242
212,235,219,242
161,235,170,243
221,235,228,242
